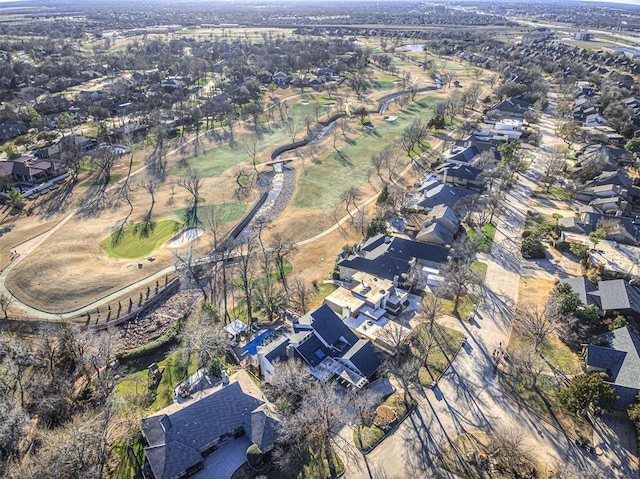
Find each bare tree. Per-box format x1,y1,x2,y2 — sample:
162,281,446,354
515,298,562,352
283,117,299,143
539,150,566,192
254,278,287,322
440,255,482,315
270,234,297,292
288,276,314,315
265,358,312,412
139,175,160,226
340,187,359,222
178,167,203,227
487,427,536,478
236,237,257,324
387,356,421,407
415,292,443,335
179,307,228,370
0,293,13,319
233,165,255,200
277,379,353,479
241,134,262,173
510,349,546,388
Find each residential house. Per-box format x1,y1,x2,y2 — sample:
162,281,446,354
141,370,279,479
0,121,27,142
0,156,66,184
575,184,630,213
436,163,483,190
561,277,640,318
272,71,288,87
414,177,475,211
415,204,461,247
337,234,450,290
256,305,383,390
585,113,608,127
489,97,530,119
34,134,97,160
582,211,638,244
584,326,640,411
589,170,640,201
440,144,480,165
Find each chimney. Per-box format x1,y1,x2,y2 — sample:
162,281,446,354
221,370,229,385
286,344,295,358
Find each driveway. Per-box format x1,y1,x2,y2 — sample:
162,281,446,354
192,436,251,479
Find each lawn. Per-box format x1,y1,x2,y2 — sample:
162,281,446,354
172,202,247,225
535,185,572,201
353,393,412,451
79,173,123,187
112,433,146,479
415,323,465,385
374,80,397,91
231,448,344,479
101,219,182,259
499,369,592,439
293,95,439,209
441,294,477,320
467,223,496,253
114,350,198,414
524,210,554,231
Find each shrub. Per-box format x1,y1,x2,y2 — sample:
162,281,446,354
246,444,265,468
608,315,629,331
521,235,545,259
373,405,396,429
208,357,224,378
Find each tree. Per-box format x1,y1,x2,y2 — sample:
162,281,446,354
558,372,616,416
550,282,582,317
497,140,521,166
6,188,25,209
288,276,314,314
511,349,546,388
236,237,257,324
178,166,202,227
139,176,159,226
399,118,429,165
254,279,287,322
557,121,582,147
487,427,536,478
240,134,262,173
440,255,482,315
387,356,421,407
515,298,562,351
276,379,351,479
266,358,312,413
625,138,640,157
628,393,640,428
539,151,565,192
366,218,387,238
0,395,27,463
415,292,443,335
179,307,228,370
270,234,297,292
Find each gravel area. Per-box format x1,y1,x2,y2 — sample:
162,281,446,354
111,287,201,352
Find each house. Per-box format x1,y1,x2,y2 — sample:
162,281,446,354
257,305,383,390
415,205,460,247
0,121,27,142
272,71,288,87
436,163,483,190
325,271,408,317
337,234,450,285
489,97,529,118
585,113,608,127
582,212,638,244
561,277,640,317
0,156,67,184
414,178,475,211
584,327,640,411
141,370,279,479
574,184,629,213
34,134,97,160
440,144,480,165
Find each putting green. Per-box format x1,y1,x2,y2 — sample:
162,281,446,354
101,220,183,259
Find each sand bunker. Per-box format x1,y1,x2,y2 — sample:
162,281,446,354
167,227,204,248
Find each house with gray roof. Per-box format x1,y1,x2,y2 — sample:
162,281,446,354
560,277,640,318
257,305,383,391
489,97,530,119
585,327,640,411
141,370,279,479
337,234,450,284
414,179,475,211
436,163,483,190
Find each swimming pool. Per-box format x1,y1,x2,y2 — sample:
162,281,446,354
242,329,275,356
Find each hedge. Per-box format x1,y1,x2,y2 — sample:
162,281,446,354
115,316,186,361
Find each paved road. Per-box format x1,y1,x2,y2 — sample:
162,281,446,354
337,89,637,479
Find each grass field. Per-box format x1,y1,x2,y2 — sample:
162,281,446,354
101,219,182,259
115,351,198,413
416,323,465,385
293,95,439,209
172,201,247,225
